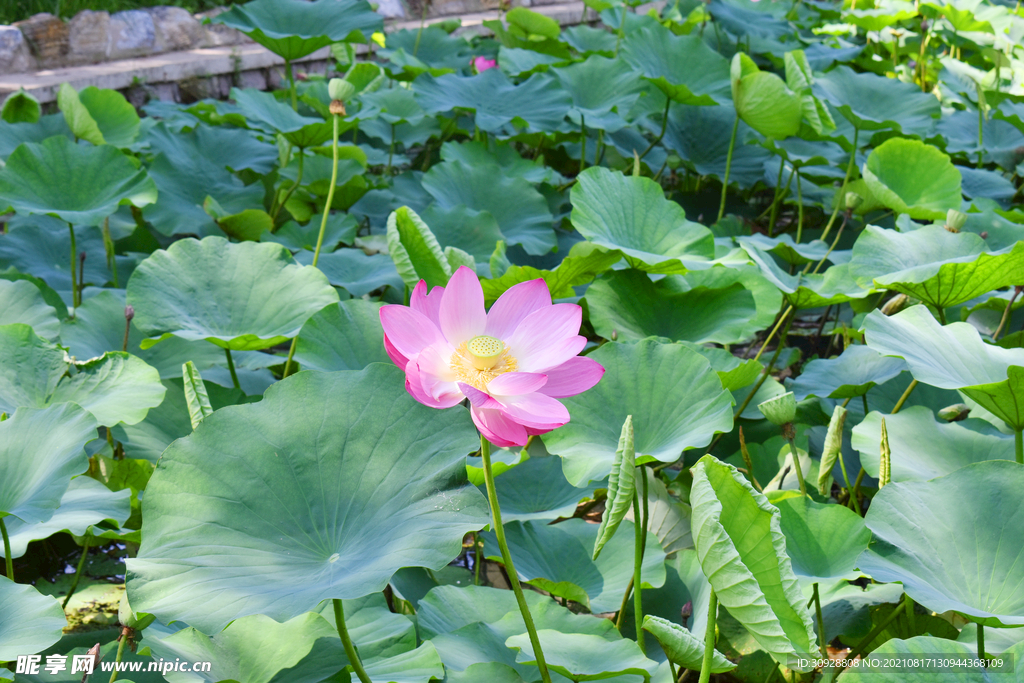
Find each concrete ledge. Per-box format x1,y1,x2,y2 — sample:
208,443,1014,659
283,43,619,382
0,1,597,104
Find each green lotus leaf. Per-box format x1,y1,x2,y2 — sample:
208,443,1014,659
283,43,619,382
439,140,564,186
552,54,645,132
182,361,213,430
585,269,758,345
488,453,590,523
480,242,621,305
544,339,734,486
736,233,830,266
0,278,59,340
210,0,383,60
620,25,731,105
127,236,339,351
0,222,123,297
387,206,451,289
294,248,403,298
840,636,996,681
731,53,802,140
230,88,333,147
380,27,474,72
681,342,763,392
0,577,66,661
593,416,636,559
0,136,156,226
418,204,506,265
850,225,1024,308
570,167,715,273
813,66,941,135
861,139,963,220
127,365,489,633
60,290,224,380
860,461,1024,627
843,2,918,31
852,406,1014,481
4,476,131,558
0,403,96,525
294,300,390,373
863,305,1024,429
773,493,871,583
414,70,573,134
445,663,528,683
0,324,165,427
482,518,666,612
690,455,818,669
641,615,734,673
791,345,907,400
421,160,556,256
59,85,141,149
264,214,359,253
744,243,872,308
1,89,40,124
56,82,104,147
664,103,774,188
507,630,659,682
631,468,693,556
0,268,67,319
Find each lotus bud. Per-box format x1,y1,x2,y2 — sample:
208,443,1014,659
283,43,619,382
938,403,971,422
124,304,135,322
844,191,863,211
818,405,847,496
880,293,908,316
758,391,797,427
878,417,891,487
945,209,967,233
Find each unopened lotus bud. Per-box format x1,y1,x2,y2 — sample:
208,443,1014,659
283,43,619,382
125,304,135,322
938,403,971,422
845,191,863,211
881,293,908,316
328,78,355,102
945,209,967,232
818,404,847,496
759,391,797,427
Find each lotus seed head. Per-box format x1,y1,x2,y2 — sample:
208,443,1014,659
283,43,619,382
946,209,967,232
467,335,504,370
845,191,863,210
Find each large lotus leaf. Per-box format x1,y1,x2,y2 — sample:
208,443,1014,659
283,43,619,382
731,54,802,140
690,456,818,669
627,468,693,557
641,615,734,673
5,476,131,558
773,493,871,583
482,518,666,612
840,636,996,681
852,406,1014,481
736,233,830,266
76,86,142,149
294,248,403,297
744,243,872,308
544,340,733,486
863,306,1024,429
0,114,72,161
813,66,941,135
586,269,757,345
126,365,489,633
439,140,563,186
0,278,59,339
0,577,66,661
861,139,963,220
552,55,645,132
570,167,715,273
507,630,659,682
791,345,906,401
415,70,572,134
860,460,1024,627
210,0,382,60
381,27,474,72
663,102,774,188
621,551,715,647
230,88,332,147
127,237,338,351
419,204,506,265
0,323,165,426
488,454,590,523
293,300,389,373
619,25,730,105
421,160,555,256
850,225,1024,308
0,137,156,226
0,222,123,297
0,404,96,525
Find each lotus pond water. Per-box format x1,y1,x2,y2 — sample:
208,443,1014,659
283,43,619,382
2,0,1024,680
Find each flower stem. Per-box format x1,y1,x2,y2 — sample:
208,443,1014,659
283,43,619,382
334,599,372,683
272,147,305,222
890,379,918,415
978,622,985,661
819,127,859,246
102,217,118,288
830,595,908,682
480,435,552,683
697,589,718,683
1016,429,1023,465
224,348,240,391
795,170,804,244
631,487,646,655
473,532,482,586
62,536,90,610
108,629,129,683
717,114,740,222
283,115,341,378
580,115,587,174
68,222,80,310
812,583,827,659
285,59,298,111
615,576,633,631
0,517,12,581
785,435,808,496
638,98,671,162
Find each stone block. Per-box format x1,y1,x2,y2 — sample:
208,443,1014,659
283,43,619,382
147,7,205,52
108,10,156,60
376,0,408,19
68,10,110,64
0,26,36,73
13,13,69,67
430,0,502,15
196,8,246,47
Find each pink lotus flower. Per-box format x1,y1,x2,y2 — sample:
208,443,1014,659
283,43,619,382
380,267,605,447
472,56,498,73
